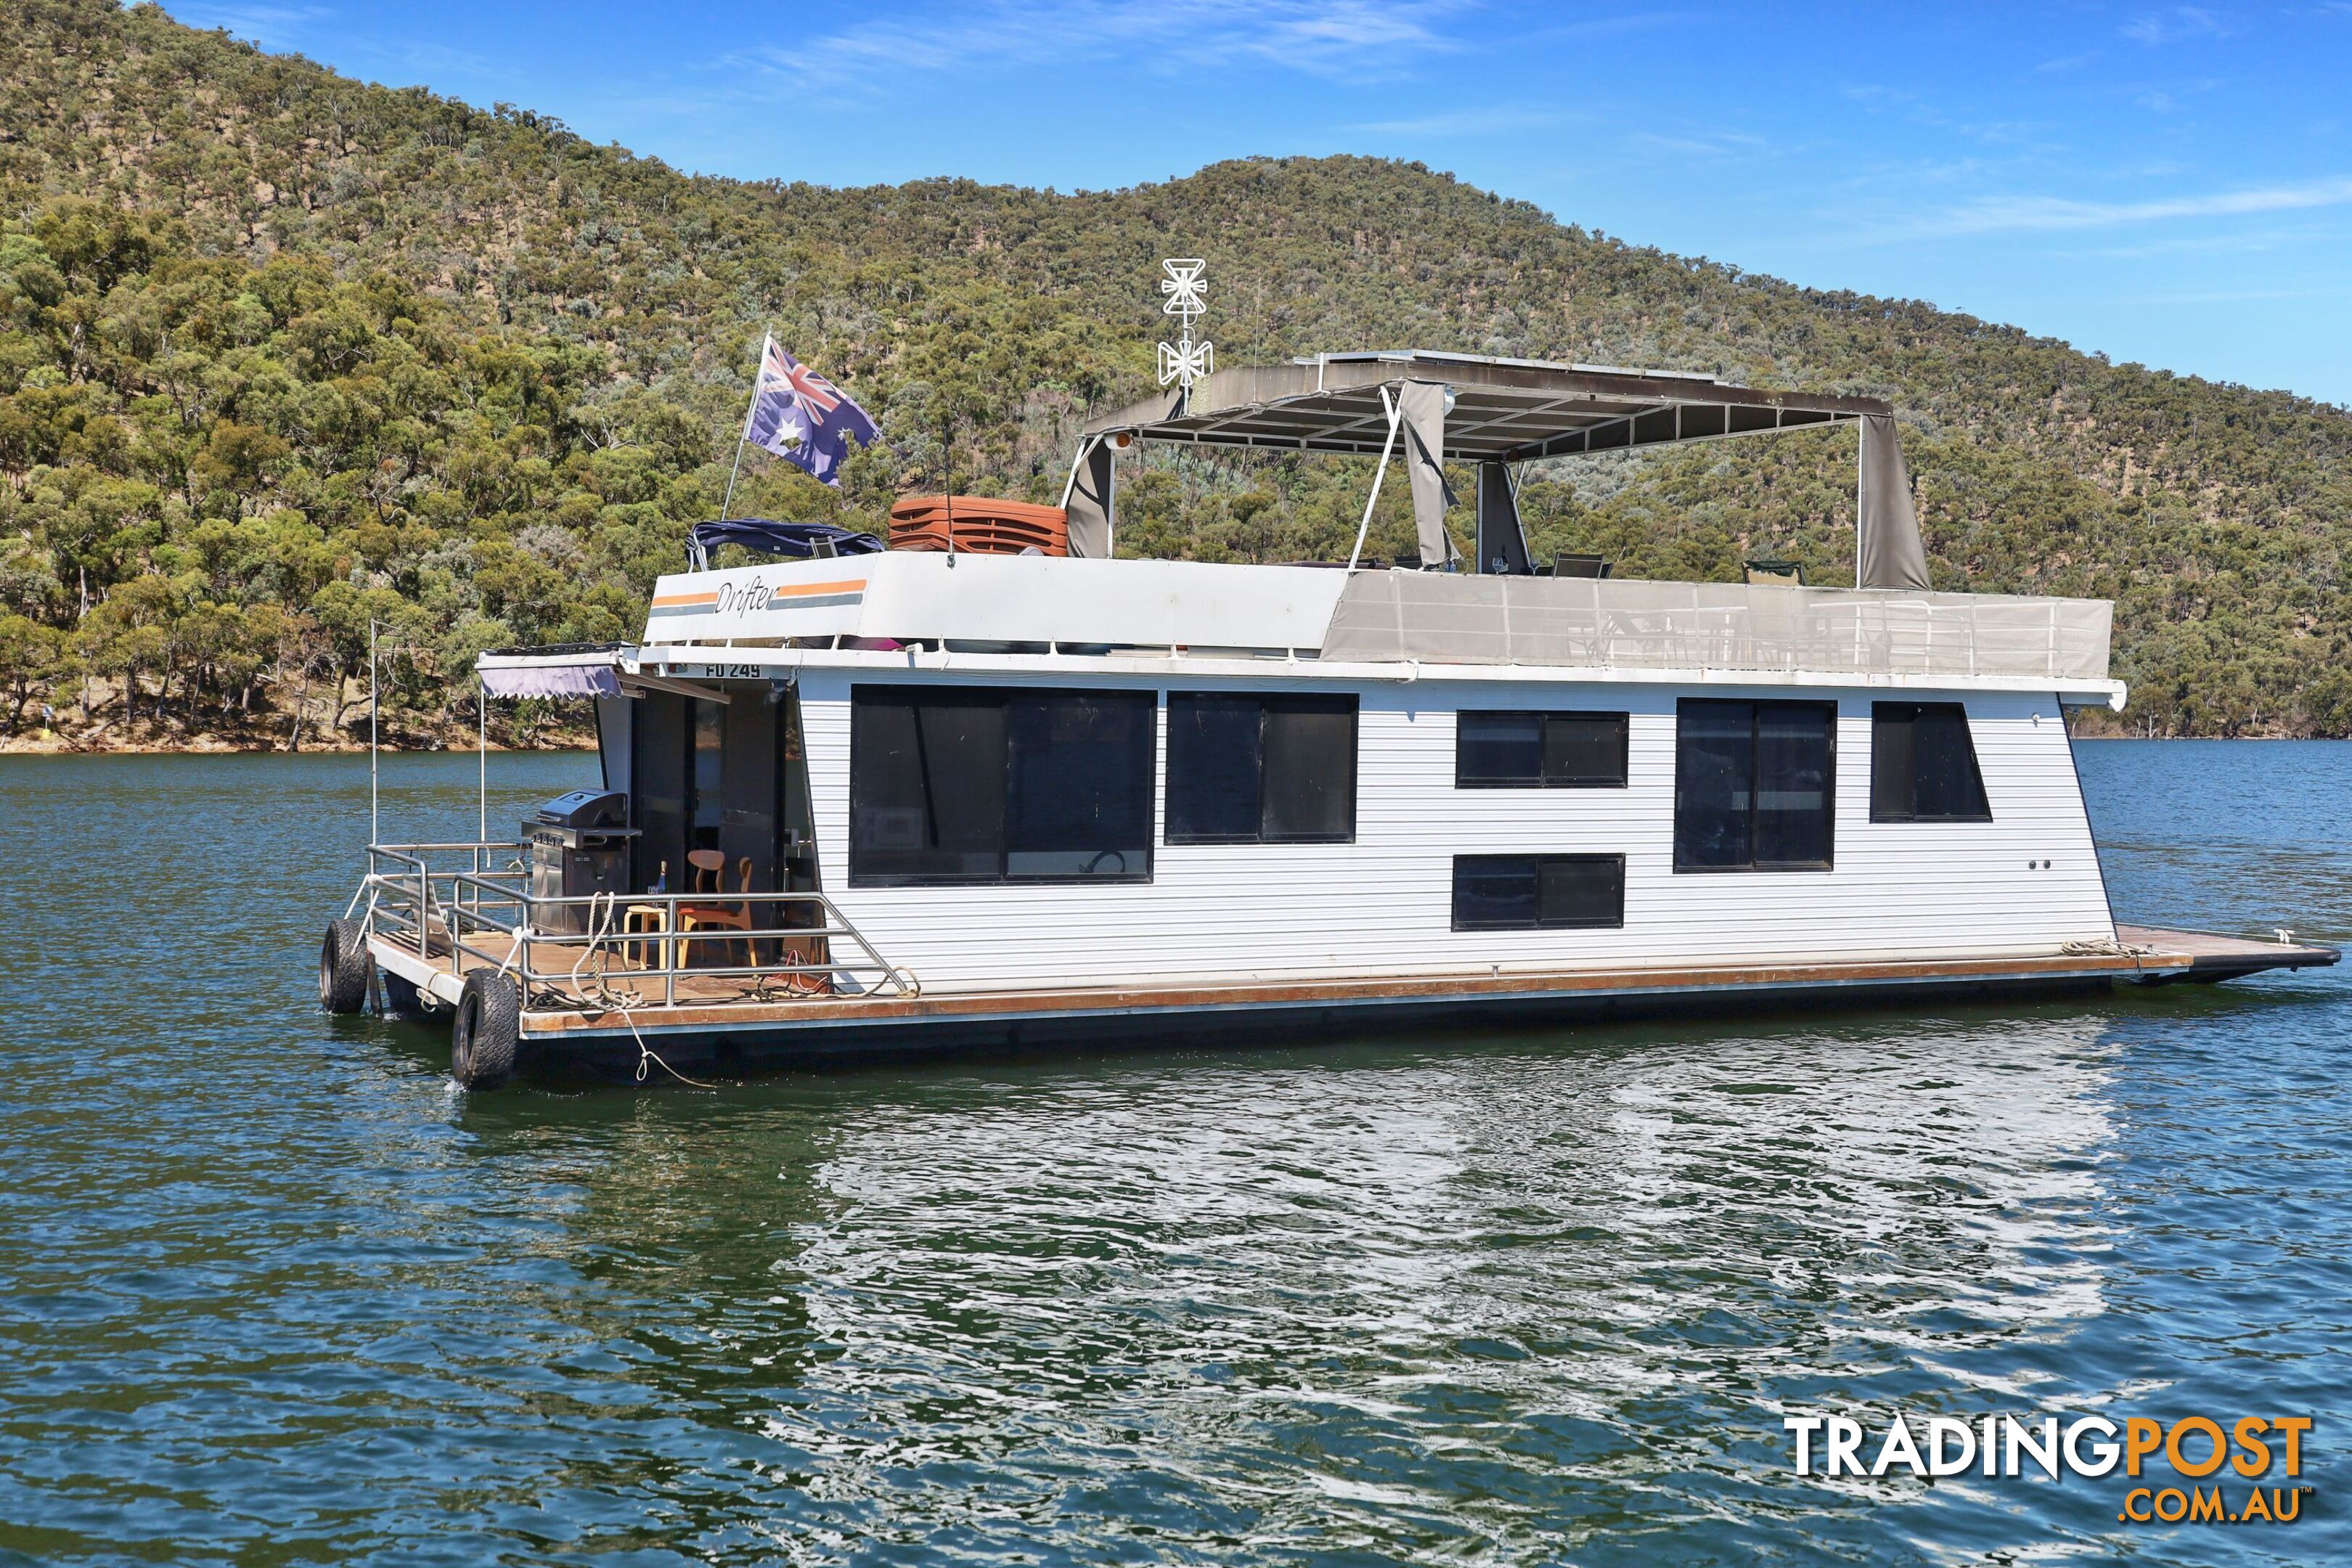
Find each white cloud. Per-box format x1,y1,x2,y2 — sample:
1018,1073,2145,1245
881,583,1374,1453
1347,105,1572,137
2122,5,2234,44
1916,176,2352,237
164,1,491,81
2111,282,2346,306
163,1,333,44
736,0,1471,93
1625,128,1771,160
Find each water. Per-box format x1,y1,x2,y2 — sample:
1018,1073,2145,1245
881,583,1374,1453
1,741,2346,1565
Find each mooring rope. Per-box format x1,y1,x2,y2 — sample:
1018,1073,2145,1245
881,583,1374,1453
560,890,720,1090
2061,934,2155,981
2061,937,2157,957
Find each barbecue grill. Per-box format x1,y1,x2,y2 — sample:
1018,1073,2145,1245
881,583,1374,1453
525,791,634,932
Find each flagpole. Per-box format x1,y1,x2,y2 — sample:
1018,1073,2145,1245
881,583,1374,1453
719,440,748,521
719,334,769,520
942,416,956,564
368,618,378,849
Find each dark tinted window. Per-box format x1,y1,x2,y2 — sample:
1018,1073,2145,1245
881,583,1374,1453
1673,700,1755,870
1457,711,1628,787
851,687,1151,884
1006,691,1156,878
1166,695,1260,840
1755,702,1834,865
1673,700,1835,871
1167,693,1357,844
689,698,724,852
1545,714,1628,786
1262,696,1356,841
850,690,1005,883
631,689,687,891
1458,713,1542,785
1452,854,1625,930
1871,703,1991,822
1539,856,1624,926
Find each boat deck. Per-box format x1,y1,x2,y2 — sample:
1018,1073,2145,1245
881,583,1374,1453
367,923,2337,1052
2114,923,2333,976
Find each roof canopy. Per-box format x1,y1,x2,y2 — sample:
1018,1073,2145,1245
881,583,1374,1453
1084,351,1890,461
686,518,883,570
1066,348,1928,593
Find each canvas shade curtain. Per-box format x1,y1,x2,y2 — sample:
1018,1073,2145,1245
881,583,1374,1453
1857,415,1932,592
476,656,624,698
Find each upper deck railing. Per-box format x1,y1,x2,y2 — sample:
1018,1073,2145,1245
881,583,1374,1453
1320,573,2112,683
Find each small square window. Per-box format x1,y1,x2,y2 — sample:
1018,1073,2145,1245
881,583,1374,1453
1452,854,1625,930
1168,693,1357,844
1458,711,1628,788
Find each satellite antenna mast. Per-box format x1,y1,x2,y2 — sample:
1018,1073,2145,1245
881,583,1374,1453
1156,258,1212,412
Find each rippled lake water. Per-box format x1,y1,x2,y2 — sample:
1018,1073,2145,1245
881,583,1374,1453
2,741,2347,1564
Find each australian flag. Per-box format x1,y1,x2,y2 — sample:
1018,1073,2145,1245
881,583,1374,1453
741,335,878,486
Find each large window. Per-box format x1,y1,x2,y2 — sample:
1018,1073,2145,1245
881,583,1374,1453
850,686,1154,885
1167,693,1357,844
1457,711,1629,788
1871,703,1990,822
1673,700,1836,871
1452,854,1625,930
689,697,724,853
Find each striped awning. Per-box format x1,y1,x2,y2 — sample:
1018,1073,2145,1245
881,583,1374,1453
475,646,625,698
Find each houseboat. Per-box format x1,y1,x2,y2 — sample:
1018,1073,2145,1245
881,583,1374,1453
323,352,2335,1087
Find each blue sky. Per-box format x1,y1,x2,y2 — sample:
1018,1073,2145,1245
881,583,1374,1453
165,1,2352,405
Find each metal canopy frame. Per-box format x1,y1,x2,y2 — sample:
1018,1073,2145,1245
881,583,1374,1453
1082,351,1890,462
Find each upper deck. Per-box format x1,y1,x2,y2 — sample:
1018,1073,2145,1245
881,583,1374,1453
633,552,2121,706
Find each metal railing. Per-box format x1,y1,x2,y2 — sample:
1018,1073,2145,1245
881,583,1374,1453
353,841,919,1013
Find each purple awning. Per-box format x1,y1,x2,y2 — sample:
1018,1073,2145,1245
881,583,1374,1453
477,654,623,698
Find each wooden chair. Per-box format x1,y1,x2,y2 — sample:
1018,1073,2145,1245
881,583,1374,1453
677,850,754,967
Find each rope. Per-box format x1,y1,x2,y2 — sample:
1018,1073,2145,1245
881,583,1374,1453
2062,937,2157,957
570,890,621,998
617,1000,721,1090
2062,934,2155,981
565,890,720,1089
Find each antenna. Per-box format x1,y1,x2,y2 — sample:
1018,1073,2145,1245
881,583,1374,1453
368,617,378,849
1156,258,1213,400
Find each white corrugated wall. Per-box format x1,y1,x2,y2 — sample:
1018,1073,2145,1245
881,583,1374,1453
796,671,2115,993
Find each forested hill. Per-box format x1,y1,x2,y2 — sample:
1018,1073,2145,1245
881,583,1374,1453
4,0,2350,743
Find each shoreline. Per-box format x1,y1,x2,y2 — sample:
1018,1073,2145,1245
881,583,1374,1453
0,724,595,756
3,729,2337,757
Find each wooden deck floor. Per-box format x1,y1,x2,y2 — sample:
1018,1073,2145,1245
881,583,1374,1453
2115,923,2334,972
369,921,2335,1045
385,927,846,1008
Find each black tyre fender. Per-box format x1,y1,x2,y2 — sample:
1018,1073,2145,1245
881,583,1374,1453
319,918,373,1013
450,971,520,1090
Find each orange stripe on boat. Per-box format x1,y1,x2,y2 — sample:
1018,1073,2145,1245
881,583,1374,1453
650,590,719,608
769,580,866,601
